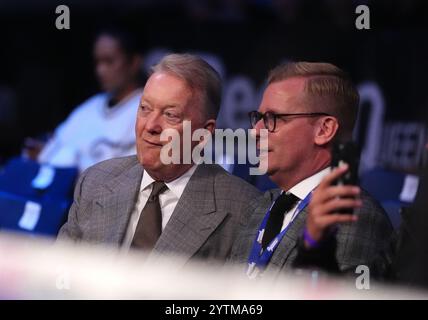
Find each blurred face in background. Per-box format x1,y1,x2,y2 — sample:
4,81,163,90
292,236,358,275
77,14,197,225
93,34,139,95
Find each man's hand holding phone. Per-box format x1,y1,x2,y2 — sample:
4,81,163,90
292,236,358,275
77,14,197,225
304,165,362,249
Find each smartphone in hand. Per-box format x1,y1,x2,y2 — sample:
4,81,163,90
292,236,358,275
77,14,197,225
331,141,360,213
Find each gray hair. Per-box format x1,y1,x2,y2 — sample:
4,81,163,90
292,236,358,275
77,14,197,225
151,53,222,120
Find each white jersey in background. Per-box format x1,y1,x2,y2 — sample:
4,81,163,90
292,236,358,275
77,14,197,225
38,89,143,172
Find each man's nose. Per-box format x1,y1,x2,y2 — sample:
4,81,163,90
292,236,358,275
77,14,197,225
145,112,163,134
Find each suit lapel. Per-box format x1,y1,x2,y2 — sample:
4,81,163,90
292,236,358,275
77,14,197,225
265,207,308,274
95,160,144,244
242,188,308,275
151,164,227,265
238,190,277,263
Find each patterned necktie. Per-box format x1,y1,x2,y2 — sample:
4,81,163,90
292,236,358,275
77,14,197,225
131,181,168,251
262,192,299,250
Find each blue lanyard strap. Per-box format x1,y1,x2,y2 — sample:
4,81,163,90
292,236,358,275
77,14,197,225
246,191,313,278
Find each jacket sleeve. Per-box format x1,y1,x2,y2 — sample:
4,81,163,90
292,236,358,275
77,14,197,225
292,191,396,279
56,170,88,242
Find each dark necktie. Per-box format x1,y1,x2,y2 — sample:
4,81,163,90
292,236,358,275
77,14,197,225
262,192,299,250
131,181,168,251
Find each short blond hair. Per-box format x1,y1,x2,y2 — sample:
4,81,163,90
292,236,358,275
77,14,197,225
268,62,359,140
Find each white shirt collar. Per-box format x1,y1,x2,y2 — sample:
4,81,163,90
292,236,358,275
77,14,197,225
140,165,198,199
287,167,331,200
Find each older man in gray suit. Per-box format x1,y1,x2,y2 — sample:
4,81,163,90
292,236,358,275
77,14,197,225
230,62,394,278
58,53,261,266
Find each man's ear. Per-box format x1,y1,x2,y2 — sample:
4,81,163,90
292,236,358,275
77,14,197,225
203,119,216,134
195,119,216,149
314,116,339,146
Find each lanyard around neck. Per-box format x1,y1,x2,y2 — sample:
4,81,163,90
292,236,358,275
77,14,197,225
246,190,313,278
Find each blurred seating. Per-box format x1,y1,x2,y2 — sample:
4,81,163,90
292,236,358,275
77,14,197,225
0,157,78,236
0,191,71,236
360,168,419,229
0,157,78,200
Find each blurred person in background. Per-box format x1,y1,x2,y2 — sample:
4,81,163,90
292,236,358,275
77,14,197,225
23,27,144,172
0,85,20,164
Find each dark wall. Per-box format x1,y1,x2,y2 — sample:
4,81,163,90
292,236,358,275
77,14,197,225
1,0,428,161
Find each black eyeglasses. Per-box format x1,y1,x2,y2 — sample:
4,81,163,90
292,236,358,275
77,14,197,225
248,111,331,132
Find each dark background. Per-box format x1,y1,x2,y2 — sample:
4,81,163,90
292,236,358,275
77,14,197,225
1,0,428,163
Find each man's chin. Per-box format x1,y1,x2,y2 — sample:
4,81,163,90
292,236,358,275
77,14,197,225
140,162,168,180
137,155,162,170
265,165,278,178
142,161,162,170
257,157,270,173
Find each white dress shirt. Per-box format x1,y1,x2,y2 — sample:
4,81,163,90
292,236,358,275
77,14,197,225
122,165,197,250
280,167,331,231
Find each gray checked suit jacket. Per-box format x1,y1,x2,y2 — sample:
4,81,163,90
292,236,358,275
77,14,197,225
230,188,395,276
58,155,261,266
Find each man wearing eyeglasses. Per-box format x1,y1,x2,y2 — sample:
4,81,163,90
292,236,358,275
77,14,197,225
230,62,394,278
